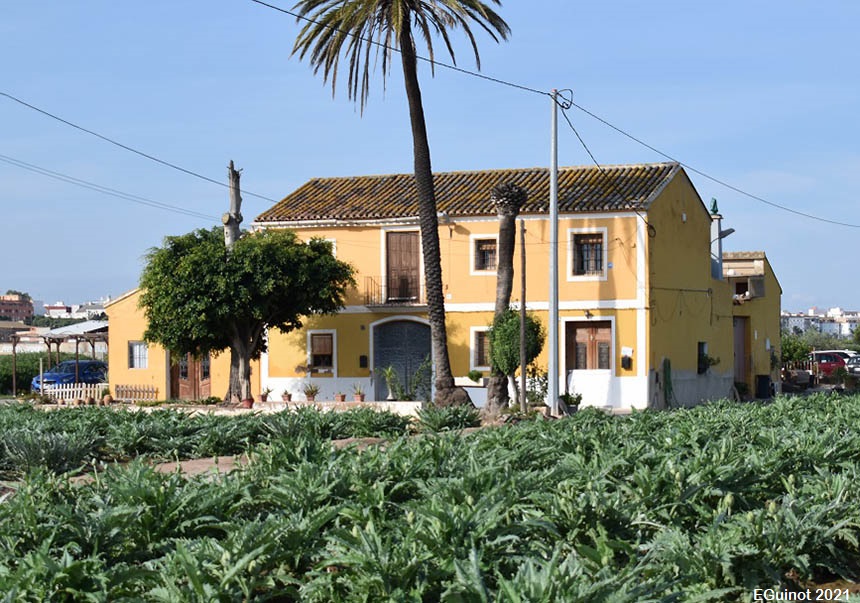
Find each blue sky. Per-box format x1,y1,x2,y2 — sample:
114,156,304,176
3,1,858,312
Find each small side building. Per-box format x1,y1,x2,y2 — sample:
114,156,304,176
723,251,783,397
105,289,259,402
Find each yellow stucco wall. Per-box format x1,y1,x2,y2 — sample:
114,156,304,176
106,289,259,401
105,289,169,398
645,174,733,376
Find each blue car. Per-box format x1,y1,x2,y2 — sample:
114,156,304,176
31,360,108,392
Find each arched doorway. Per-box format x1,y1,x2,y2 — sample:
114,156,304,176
372,319,431,401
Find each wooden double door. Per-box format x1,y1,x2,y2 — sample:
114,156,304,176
170,353,211,401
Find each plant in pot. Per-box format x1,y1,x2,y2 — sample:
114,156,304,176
334,391,347,402
352,383,365,402
281,389,292,402
302,382,320,402
260,386,273,402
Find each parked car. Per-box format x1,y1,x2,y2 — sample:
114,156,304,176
31,360,108,392
808,351,846,377
847,356,860,377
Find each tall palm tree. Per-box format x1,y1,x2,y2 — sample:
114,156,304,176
292,0,510,405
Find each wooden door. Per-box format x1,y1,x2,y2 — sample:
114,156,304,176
386,232,419,302
733,317,749,386
566,321,612,371
170,353,212,400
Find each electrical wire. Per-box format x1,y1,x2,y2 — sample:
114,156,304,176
568,100,860,229
0,153,219,221
0,92,279,205
556,98,657,237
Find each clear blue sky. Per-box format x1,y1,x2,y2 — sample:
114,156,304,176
3,1,857,312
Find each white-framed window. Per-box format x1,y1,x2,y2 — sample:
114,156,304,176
469,234,498,275
470,326,491,371
307,330,337,375
567,227,608,281
128,341,148,369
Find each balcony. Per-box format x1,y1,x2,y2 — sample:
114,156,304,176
364,275,425,306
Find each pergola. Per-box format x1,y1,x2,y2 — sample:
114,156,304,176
10,320,108,396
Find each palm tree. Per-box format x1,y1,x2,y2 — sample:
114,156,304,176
487,182,527,411
292,0,511,405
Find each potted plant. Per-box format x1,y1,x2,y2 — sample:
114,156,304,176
334,391,347,402
281,389,292,402
352,383,365,402
240,397,254,409
260,386,273,402
302,382,320,402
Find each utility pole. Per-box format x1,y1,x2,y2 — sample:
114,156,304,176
548,90,559,416
519,218,527,413
223,160,243,251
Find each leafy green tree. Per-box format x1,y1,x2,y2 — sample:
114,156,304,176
780,330,810,363
487,309,544,410
291,0,510,406
139,227,354,401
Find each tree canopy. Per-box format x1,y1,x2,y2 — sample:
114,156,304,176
488,309,545,380
139,227,355,399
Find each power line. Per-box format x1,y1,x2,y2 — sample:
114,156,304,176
567,100,860,229
0,153,220,221
0,91,279,204
247,0,550,98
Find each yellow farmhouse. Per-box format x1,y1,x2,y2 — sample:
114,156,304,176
106,161,781,410
248,161,781,410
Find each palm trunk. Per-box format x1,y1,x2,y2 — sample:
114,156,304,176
399,22,469,407
487,183,527,412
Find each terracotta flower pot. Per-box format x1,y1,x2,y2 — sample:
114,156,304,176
353,394,365,402
260,394,269,402
281,393,292,402
305,395,316,402
240,398,254,409
334,394,346,402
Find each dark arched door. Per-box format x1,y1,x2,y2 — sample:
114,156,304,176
373,320,431,400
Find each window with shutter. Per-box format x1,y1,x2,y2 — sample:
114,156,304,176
474,330,491,368
310,333,334,371
572,233,605,276
474,238,497,272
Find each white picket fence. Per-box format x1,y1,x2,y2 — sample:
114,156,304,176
114,384,159,403
44,383,107,403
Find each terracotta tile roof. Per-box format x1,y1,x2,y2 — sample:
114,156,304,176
255,162,681,223
723,251,767,260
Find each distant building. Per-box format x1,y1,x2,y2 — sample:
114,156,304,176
780,307,859,339
0,294,34,321
44,301,72,319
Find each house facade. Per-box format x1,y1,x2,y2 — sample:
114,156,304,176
248,162,779,410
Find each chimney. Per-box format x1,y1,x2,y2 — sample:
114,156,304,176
710,198,723,279
710,198,735,280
